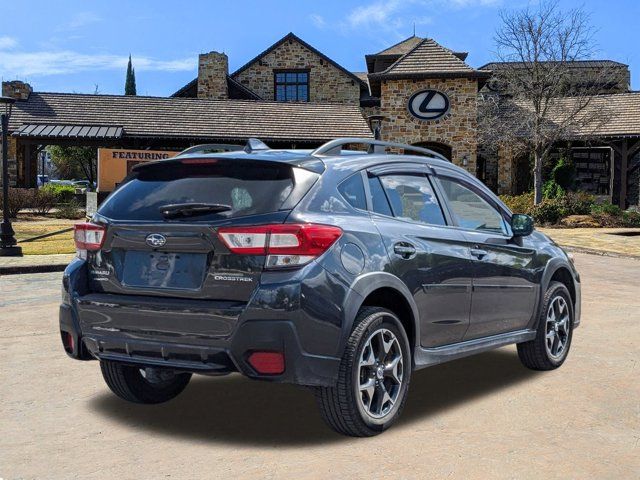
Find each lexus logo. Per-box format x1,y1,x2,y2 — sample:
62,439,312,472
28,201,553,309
407,90,450,121
145,233,167,248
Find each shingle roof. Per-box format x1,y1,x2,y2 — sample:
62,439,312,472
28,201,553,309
479,60,628,71
372,36,424,56
504,92,640,138
8,92,373,142
370,38,490,79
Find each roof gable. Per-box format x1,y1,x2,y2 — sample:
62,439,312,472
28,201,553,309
382,38,477,76
372,35,424,56
231,32,366,87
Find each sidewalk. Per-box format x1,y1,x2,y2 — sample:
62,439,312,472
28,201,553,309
0,253,74,275
538,227,640,259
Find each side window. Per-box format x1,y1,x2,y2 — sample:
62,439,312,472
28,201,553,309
367,176,393,216
438,177,506,234
338,173,366,210
378,175,446,226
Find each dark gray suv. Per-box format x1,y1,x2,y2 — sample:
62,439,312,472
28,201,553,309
60,138,581,437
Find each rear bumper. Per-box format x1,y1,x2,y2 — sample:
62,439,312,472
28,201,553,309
59,261,344,387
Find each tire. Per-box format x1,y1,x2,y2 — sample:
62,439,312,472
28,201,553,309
100,361,192,404
518,281,574,371
314,307,412,437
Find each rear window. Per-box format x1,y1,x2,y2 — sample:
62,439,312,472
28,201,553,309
98,159,297,221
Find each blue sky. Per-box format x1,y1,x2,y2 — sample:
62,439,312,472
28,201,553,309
1,0,637,96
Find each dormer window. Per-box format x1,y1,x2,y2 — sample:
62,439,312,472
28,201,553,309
274,70,309,102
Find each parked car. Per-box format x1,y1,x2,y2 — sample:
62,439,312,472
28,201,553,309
60,138,581,437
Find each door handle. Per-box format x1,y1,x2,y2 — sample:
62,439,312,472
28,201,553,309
393,242,416,258
470,248,488,259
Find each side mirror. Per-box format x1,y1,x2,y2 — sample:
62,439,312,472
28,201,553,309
511,214,534,237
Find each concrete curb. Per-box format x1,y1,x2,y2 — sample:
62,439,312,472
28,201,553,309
562,245,640,261
0,263,69,275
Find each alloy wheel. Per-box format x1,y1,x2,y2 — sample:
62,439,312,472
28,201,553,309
545,296,570,360
357,327,404,419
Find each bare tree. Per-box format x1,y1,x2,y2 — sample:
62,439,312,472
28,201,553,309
479,0,616,203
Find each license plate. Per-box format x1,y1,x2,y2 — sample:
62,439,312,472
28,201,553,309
122,251,207,290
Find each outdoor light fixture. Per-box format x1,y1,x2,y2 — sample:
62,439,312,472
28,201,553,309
368,115,386,140
0,95,22,256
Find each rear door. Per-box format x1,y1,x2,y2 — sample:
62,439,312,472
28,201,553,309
366,169,473,348
434,173,538,339
88,157,317,302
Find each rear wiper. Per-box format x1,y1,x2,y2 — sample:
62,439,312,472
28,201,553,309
160,203,232,219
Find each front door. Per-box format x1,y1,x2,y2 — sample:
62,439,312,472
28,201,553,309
367,172,473,348
435,176,538,340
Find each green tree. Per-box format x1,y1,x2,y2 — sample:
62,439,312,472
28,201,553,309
48,146,97,184
125,54,137,96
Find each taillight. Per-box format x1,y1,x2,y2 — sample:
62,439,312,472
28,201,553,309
73,223,105,252
217,223,342,268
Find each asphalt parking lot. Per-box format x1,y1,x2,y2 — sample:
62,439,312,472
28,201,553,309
1,252,638,479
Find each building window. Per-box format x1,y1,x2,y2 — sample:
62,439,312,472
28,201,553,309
275,71,309,102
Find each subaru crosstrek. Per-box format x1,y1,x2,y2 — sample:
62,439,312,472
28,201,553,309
60,138,581,437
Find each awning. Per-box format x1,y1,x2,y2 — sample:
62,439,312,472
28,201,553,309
13,124,124,139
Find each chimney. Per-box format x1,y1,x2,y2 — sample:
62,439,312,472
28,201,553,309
197,52,228,100
2,80,32,100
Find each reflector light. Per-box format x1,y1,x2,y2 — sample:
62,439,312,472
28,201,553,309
217,224,342,268
62,331,74,353
73,223,106,251
247,351,285,375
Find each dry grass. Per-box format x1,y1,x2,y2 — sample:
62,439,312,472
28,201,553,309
12,215,76,255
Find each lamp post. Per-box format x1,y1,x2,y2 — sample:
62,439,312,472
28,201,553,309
0,95,21,256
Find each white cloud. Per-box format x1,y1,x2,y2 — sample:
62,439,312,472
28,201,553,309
346,0,404,29
310,13,326,28
0,36,17,50
0,50,196,77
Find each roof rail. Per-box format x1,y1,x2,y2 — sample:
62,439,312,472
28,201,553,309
176,143,244,156
310,138,448,161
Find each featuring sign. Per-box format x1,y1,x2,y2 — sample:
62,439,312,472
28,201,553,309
407,90,450,121
98,148,178,192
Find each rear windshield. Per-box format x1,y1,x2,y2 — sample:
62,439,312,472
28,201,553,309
98,159,296,221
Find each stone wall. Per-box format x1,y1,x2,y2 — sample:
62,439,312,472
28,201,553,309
197,52,228,100
378,77,478,175
233,38,360,104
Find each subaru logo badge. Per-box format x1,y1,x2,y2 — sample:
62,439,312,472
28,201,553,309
146,233,167,248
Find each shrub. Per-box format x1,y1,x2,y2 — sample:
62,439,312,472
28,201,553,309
53,199,84,219
530,199,565,225
32,188,57,215
499,191,534,215
563,191,596,216
542,180,564,199
42,184,76,203
622,210,640,227
591,202,622,216
0,188,33,218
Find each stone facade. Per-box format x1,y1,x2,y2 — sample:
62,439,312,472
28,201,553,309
378,77,478,175
0,81,29,187
197,52,228,100
233,39,360,104
2,80,32,100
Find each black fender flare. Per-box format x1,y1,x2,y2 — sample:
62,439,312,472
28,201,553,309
339,271,421,358
533,257,577,329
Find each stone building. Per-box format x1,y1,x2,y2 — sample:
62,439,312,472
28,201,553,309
2,31,640,206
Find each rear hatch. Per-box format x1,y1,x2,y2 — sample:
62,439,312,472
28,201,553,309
86,156,319,303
